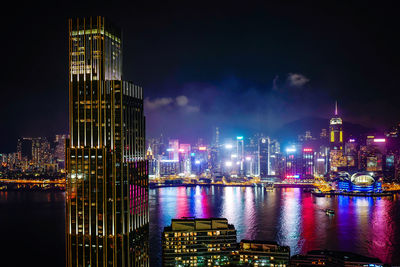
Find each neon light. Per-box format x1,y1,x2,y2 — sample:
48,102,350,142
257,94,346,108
317,158,325,162
349,139,355,142
199,146,207,151
166,148,174,152
340,131,343,142
178,148,185,152
236,136,244,140
330,131,334,142
303,148,313,152
286,175,300,179
373,138,386,143
190,153,195,156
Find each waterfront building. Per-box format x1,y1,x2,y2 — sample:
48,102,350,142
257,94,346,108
301,148,314,180
235,240,290,266
66,17,149,266
336,172,382,193
162,218,237,266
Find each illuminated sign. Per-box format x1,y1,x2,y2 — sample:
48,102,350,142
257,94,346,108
178,148,185,152
373,138,386,143
286,175,300,179
198,146,207,151
303,148,313,152
166,148,174,152
237,136,244,140
317,158,325,162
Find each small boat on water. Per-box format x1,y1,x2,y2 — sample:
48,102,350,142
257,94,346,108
325,209,335,215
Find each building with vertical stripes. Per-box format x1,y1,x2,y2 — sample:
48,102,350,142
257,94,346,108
66,16,149,267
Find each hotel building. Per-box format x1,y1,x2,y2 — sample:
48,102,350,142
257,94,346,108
66,16,149,266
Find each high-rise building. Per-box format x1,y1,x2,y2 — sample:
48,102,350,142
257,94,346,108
259,137,270,178
329,101,343,150
66,17,149,267
329,102,346,172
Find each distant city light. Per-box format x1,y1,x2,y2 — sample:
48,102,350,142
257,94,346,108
303,148,313,152
374,138,386,143
198,146,207,151
286,175,300,179
317,158,325,162
236,161,240,165
195,160,201,164
225,144,233,149
231,154,238,158
236,136,243,140
166,148,174,152
286,147,296,153
178,148,185,152
190,152,195,156
225,161,232,167
349,139,356,142
245,156,252,161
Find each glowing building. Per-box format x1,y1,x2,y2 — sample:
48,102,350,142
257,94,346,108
258,137,270,178
66,17,149,266
329,101,343,150
162,218,237,266
336,172,382,193
329,102,346,172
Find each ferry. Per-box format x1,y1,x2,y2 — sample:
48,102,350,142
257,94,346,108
325,209,335,215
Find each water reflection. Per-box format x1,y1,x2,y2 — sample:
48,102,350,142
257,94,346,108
149,186,400,267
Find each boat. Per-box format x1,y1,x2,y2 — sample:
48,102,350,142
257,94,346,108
325,209,335,215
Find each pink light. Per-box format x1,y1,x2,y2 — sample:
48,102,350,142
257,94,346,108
349,138,355,142
303,148,313,152
374,138,386,143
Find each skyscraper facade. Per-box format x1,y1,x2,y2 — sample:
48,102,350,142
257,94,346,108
66,17,149,267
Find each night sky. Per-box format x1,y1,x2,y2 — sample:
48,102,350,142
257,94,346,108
1,1,399,152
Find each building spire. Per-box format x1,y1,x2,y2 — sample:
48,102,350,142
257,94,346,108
335,101,338,116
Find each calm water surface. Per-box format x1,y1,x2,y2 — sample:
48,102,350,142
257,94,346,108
149,186,400,266
1,186,400,266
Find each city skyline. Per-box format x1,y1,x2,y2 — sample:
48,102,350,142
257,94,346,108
2,1,400,152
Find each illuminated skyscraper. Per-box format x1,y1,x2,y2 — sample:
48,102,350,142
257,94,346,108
329,102,346,172
329,101,343,150
258,137,270,178
66,17,149,266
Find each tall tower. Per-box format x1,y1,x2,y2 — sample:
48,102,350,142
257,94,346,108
329,101,343,150
66,17,149,266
